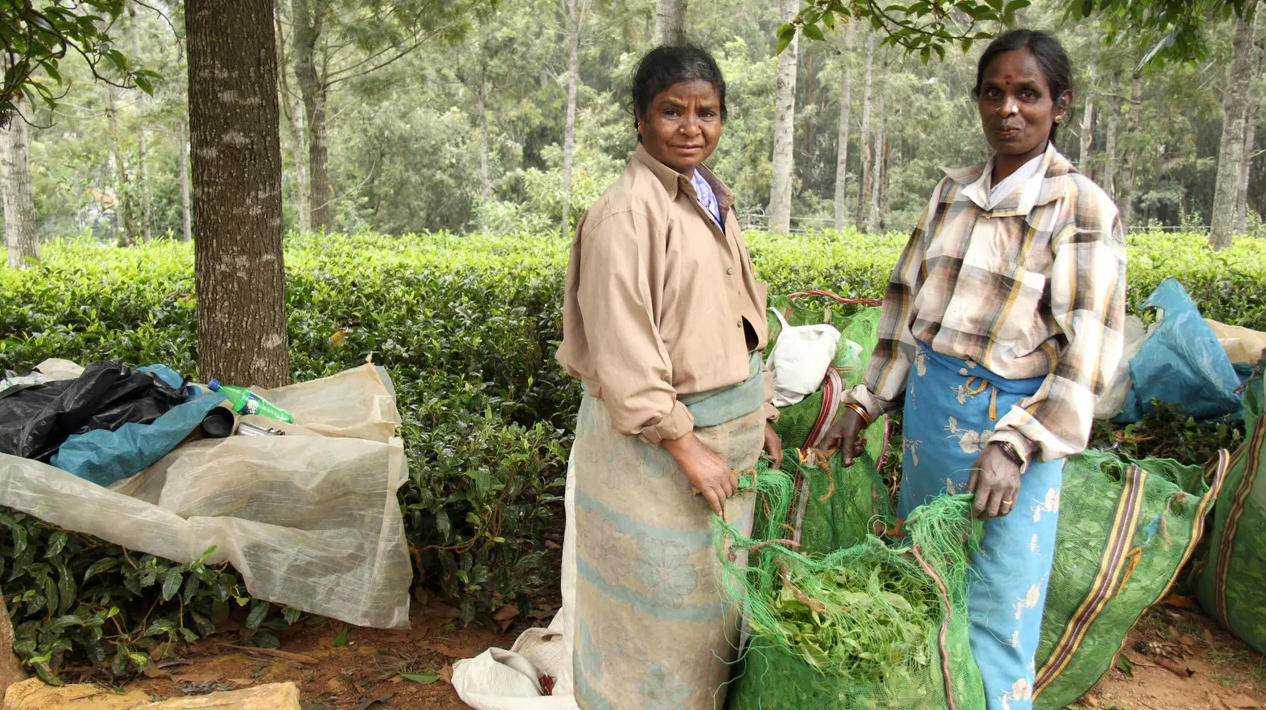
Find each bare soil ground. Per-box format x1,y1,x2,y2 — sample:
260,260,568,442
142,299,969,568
88,598,1266,710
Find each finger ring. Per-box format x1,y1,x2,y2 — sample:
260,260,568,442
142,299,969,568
1001,500,1013,506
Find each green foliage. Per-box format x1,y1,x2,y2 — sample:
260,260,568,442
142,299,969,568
0,0,158,120
1,228,1262,678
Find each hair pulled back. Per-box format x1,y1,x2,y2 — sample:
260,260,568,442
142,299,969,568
973,29,1073,141
631,45,727,134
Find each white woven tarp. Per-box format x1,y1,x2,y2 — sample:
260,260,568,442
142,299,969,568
0,362,412,628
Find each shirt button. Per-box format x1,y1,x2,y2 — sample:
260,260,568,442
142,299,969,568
726,267,734,275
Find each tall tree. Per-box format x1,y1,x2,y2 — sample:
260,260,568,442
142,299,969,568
654,0,688,45
768,0,798,234
176,118,192,242
275,13,311,233
833,19,855,230
127,0,152,241
867,58,885,233
289,0,331,230
1103,82,1119,199
560,0,592,234
1079,90,1095,174
188,0,289,387
0,115,39,269
1235,25,1264,234
1119,71,1143,228
855,31,873,232
1211,0,1260,249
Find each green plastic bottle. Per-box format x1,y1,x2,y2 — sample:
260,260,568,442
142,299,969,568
207,379,294,423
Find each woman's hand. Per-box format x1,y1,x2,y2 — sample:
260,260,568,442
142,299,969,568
967,442,1022,519
663,432,739,516
763,422,784,469
822,408,867,466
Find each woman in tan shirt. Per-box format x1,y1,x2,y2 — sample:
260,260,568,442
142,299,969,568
555,45,780,709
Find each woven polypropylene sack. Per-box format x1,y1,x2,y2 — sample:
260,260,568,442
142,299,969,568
1032,451,1226,709
1197,376,1266,652
716,462,986,710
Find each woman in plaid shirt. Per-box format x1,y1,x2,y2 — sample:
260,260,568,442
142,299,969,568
826,29,1127,710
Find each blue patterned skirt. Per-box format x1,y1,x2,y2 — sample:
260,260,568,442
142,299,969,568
899,342,1065,710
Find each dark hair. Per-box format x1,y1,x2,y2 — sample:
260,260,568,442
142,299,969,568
972,29,1073,141
631,45,727,134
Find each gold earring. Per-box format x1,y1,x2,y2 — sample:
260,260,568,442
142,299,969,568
1055,116,1063,123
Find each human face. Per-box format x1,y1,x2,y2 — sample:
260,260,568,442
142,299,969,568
977,48,1070,177
637,80,722,175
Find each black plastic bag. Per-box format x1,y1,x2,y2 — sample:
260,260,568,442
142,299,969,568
0,361,187,461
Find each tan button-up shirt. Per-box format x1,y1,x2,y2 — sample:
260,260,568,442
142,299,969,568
557,144,771,444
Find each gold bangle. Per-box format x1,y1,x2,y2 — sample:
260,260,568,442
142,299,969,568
993,440,1026,467
844,402,873,427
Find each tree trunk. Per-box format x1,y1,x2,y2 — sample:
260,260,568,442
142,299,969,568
1079,92,1094,175
128,1,152,242
478,84,490,207
1103,80,1119,199
177,119,192,242
855,31,874,232
561,0,585,235
103,85,137,245
291,0,332,232
1236,104,1259,234
867,74,884,233
0,116,39,269
766,0,799,234
276,15,311,234
1210,0,1260,250
188,0,289,388
653,0,688,45
833,19,855,230
0,584,23,694
1119,72,1143,229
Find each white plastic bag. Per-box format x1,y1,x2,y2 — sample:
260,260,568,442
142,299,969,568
1095,315,1150,420
767,307,841,407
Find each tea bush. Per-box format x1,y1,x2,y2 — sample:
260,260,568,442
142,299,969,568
1,229,1262,678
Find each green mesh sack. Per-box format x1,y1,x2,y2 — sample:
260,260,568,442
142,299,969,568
782,449,893,558
714,460,987,710
765,295,886,455
1032,450,1227,710
1197,375,1266,653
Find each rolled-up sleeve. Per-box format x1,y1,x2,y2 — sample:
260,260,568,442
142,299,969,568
575,208,694,444
992,200,1128,463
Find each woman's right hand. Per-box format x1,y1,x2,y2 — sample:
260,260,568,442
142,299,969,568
663,433,738,516
822,408,867,466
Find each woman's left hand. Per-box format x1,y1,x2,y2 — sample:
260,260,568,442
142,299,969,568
762,423,783,469
967,442,1022,520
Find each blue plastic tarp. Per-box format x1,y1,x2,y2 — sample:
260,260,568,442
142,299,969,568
1117,278,1245,423
50,365,226,487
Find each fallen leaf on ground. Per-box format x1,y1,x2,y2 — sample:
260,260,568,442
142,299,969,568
1225,694,1263,709
1124,649,1154,667
402,672,440,684
1163,595,1197,609
440,664,454,684
219,643,319,665
353,694,395,710
333,626,350,648
493,604,520,631
142,666,172,679
426,602,462,619
1154,656,1193,677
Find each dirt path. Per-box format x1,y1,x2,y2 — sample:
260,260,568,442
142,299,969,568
100,601,1265,709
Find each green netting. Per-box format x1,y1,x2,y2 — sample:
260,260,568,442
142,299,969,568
765,297,885,455
1033,451,1216,710
713,457,986,710
1197,376,1266,654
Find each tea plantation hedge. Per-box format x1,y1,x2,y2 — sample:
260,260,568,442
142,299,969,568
0,230,1262,679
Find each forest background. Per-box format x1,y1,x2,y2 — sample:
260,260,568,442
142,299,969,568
4,0,1265,249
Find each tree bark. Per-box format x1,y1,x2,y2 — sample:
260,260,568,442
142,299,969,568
0,584,23,694
1104,80,1119,199
766,0,798,234
128,1,152,242
177,119,192,242
291,0,332,232
833,19,855,230
0,115,39,269
653,0,688,45
855,31,873,232
1236,104,1259,234
1079,92,1094,175
867,73,885,233
1210,0,1260,249
103,85,137,245
188,0,289,388
561,0,586,235
276,15,311,234
1119,72,1143,229
478,84,490,208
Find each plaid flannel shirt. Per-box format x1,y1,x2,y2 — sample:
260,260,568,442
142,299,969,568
849,143,1127,464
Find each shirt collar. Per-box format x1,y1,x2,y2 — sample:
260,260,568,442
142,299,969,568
632,143,735,210
941,142,1075,216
